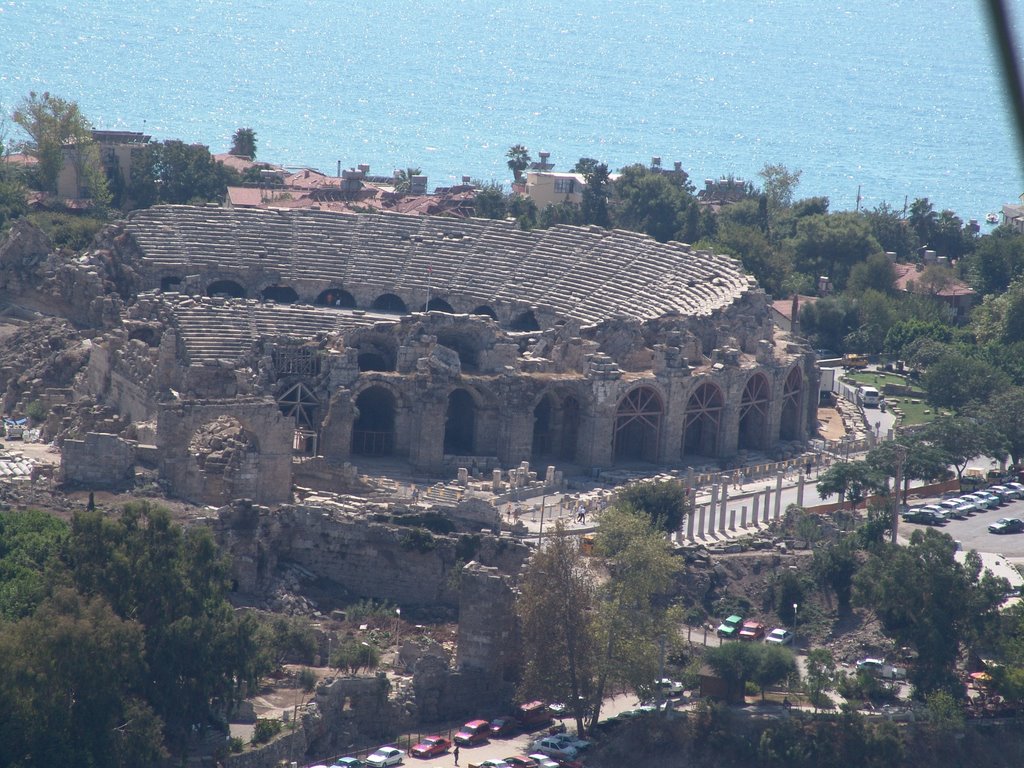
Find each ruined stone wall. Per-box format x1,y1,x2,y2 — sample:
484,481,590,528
456,562,517,676
213,502,530,609
61,431,136,487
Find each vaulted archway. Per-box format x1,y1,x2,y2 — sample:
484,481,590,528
206,279,246,299
472,305,497,320
351,386,396,457
260,285,298,304
421,297,455,313
510,310,540,331
682,381,724,459
613,386,662,463
779,367,804,442
315,288,357,308
444,389,476,455
738,373,772,451
371,293,408,314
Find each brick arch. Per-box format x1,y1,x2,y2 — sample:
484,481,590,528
779,366,804,442
682,380,724,459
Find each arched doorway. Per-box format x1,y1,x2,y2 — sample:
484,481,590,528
315,288,357,308
351,387,396,456
436,331,479,373
472,305,497,320
371,293,408,314
160,276,183,292
260,285,298,304
561,396,580,461
682,382,724,458
278,382,319,455
206,279,246,299
738,373,772,451
444,389,475,455
421,297,455,313
510,310,540,331
613,386,662,463
779,367,804,441
532,395,555,460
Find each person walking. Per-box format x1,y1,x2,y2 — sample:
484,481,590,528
453,745,460,766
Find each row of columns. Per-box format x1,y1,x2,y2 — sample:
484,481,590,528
681,471,809,542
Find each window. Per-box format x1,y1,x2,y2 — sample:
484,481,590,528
554,178,576,194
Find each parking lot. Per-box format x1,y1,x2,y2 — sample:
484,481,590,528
901,493,1024,560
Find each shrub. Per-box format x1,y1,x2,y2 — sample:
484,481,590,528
298,667,317,692
227,737,244,753
25,400,46,423
251,718,282,745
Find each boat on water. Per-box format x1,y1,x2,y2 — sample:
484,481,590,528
987,212,999,225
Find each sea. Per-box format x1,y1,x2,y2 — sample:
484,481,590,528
0,0,1020,224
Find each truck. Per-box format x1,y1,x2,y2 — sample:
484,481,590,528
856,658,907,680
859,386,880,408
842,353,869,369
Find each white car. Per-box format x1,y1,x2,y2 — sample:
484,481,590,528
765,627,794,645
976,491,1002,508
656,677,685,696
856,658,906,680
365,747,404,768
550,732,591,751
528,755,561,768
531,737,579,760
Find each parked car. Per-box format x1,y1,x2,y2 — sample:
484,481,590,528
739,620,766,641
517,700,553,730
502,756,539,768
975,491,1002,508
988,485,1017,503
989,518,1024,534
902,508,944,525
937,499,969,519
548,733,591,752
716,615,743,638
365,747,405,768
411,736,452,759
454,720,490,746
765,627,794,645
528,756,560,768
472,762,511,768
1007,482,1024,497
489,716,519,738
332,759,365,768
856,658,907,680
530,738,578,760
656,677,685,696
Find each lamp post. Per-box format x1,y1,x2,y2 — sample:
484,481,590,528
793,603,799,646
394,607,402,670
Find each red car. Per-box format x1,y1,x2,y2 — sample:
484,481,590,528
410,736,451,759
503,757,538,768
489,716,519,738
738,620,766,641
454,719,490,746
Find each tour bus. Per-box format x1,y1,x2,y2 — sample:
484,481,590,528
859,386,880,408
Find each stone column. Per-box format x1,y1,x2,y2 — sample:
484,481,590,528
752,496,760,527
697,504,706,538
492,469,503,493
687,508,696,541
741,505,748,528
763,486,771,523
719,474,729,534
797,472,805,507
709,482,719,533
729,507,736,530
774,471,784,519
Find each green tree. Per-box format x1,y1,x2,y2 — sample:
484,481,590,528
230,127,257,159
506,144,531,182
616,479,688,532
854,529,1008,696
964,226,1024,295
811,536,860,610
516,521,596,735
909,197,938,247
863,202,918,260
866,435,948,506
920,349,1009,409
588,506,683,727
577,159,611,227
611,163,687,243
66,503,260,748
128,139,239,208
393,166,422,195
787,211,882,291
922,415,1005,482
0,508,68,620
803,648,837,712
752,644,798,701
982,386,1024,465
816,461,885,510
472,183,508,219
846,252,896,296
758,163,802,217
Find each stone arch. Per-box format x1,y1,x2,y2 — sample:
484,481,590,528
779,366,804,442
682,381,724,459
436,329,480,373
613,386,663,463
421,297,455,313
206,279,246,299
472,305,497,320
160,275,183,292
128,326,160,348
351,386,397,457
531,391,582,463
510,310,540,331
738,372,772,451
260,285,298,304
371,293,408,314
315,288,357,308
277,382,319,454
353,335,397,372
444,388,476,455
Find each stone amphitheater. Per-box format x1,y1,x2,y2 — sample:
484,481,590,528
56,204,815,505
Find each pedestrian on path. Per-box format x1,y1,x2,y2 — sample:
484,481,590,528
453,745,460,766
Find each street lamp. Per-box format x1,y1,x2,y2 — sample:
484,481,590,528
793,603,799,645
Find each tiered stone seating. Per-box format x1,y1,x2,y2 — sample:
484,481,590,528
124,206,753,326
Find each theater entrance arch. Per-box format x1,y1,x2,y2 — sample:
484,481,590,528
316,288,357,308
682,382,724,459
444,389,476,455
738,373,771,451
779,367,804,441
613,386,662,463
351,386,397,457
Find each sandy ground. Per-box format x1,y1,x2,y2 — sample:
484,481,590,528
816,407,846,441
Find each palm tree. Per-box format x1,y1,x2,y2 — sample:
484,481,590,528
230,128,257,159
394,167,422,195
506,144,531,182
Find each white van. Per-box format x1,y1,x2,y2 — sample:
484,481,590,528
859,386,880,408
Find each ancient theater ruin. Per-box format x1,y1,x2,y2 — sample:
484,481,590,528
38,205,816,505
